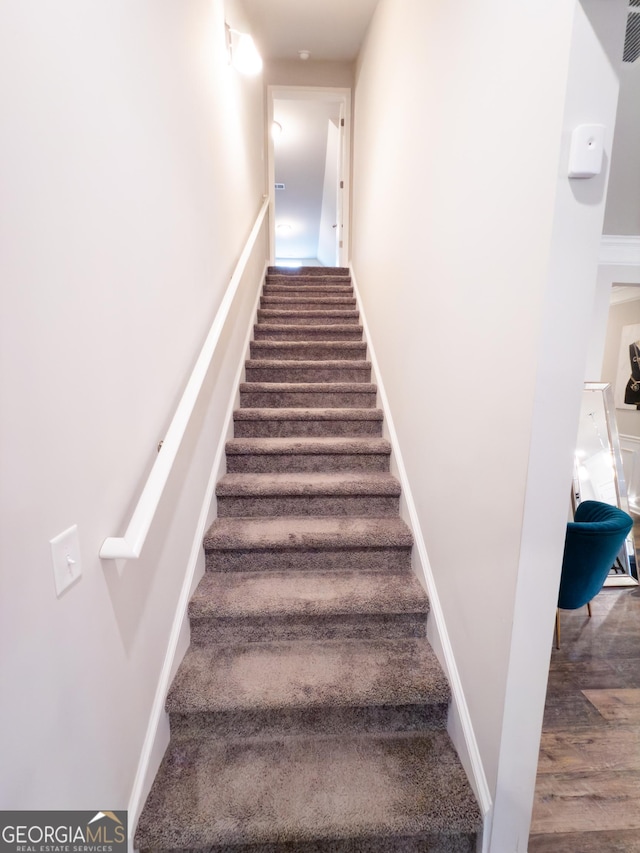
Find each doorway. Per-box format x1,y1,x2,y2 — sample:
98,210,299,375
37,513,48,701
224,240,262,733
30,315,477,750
267,86,351,267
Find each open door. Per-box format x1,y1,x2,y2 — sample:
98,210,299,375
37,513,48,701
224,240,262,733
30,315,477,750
268,86,351,267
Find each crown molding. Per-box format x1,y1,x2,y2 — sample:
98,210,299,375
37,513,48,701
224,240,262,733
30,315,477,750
600,234,640,266
610,284,640,305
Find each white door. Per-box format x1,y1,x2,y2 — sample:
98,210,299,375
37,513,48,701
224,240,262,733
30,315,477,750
268,86,351,267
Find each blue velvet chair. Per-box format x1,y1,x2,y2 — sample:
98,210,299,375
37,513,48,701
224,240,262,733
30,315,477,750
556,500,633,648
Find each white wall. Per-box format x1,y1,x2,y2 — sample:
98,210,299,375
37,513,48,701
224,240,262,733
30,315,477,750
604,57,640,235
352,0,626,849
0,0,266,811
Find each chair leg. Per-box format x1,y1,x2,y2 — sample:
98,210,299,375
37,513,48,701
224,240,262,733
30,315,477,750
555,609,561,650
587,601,592,617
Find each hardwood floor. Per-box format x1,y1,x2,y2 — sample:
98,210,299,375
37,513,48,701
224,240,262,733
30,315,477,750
529,585,640,851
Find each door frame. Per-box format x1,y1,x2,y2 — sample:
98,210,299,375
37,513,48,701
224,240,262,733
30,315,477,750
267,86,352,267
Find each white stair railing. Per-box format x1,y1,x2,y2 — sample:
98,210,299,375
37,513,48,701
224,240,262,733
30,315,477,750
100,197,269,560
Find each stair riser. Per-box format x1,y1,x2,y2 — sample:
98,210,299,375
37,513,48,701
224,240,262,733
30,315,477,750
261,300,357,311
205,547,413,573
254,326,364,341
249,343,367,360
189,613,426,645
240,390,377,408
233,418,383,438
267,271,350,278
266,274,350,284
216,494,401,518
257,311,360,325
169,702,447,744
175,835,477,853
244,365,371,383
263,286,354,296
268,266,350,274
226,453,390,473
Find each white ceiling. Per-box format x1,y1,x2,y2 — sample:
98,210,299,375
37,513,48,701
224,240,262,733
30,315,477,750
242,0,380,61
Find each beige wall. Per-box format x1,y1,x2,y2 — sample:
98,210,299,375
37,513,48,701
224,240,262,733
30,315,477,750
604,59,640,235
0,0,265,810
352,0,626,848
265,59,354,88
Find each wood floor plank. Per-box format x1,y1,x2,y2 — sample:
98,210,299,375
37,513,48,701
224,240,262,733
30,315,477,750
531,588,640,845
531,770,640,834
610,658,640,688
550,659,629,689
541,685,610,731
582,689,640,724
529,828,640,852
536,727,640,775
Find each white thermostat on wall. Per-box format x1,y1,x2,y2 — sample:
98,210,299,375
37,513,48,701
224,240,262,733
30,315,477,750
568,124,606,179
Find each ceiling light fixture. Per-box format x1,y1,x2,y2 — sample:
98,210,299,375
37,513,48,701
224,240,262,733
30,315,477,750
276,223,292,235
298,49,310,61
271,121,283,141
225,24,263,75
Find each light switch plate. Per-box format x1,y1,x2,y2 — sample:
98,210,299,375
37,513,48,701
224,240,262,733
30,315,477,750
50,524,82,596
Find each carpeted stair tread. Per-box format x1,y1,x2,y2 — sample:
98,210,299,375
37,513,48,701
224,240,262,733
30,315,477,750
234,408,384,423
216,473,401,518
140,836,477,853
265,278,351,287
249,341,367,360
253,323,364,341
134,731,482,852
268,265,350,272
240,382,376,391
257,309,361,325
204,516,413,552
226,437,391,456
239,383,378,410
244,361,372,385
224,437,392,473
232,407,384,437
166,639,449,714
266,275,351,282
227,435,391,474
261,293,356,302
268,266,349,277
261,298,357,311
267,269,350,277
263,285,354,295
216,472,401,498
188,570,429,645
190,569,428,621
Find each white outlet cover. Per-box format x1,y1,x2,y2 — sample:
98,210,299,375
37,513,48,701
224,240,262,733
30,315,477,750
50,524,82,596
568,123,606,179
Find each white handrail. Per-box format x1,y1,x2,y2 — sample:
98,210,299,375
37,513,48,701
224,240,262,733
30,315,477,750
100,198,269,560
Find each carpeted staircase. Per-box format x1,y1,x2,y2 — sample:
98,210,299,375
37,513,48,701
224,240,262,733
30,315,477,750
135,267,482,853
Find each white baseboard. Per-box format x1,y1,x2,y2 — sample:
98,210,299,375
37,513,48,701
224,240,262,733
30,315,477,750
349,265,493,828
126,264,266,846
